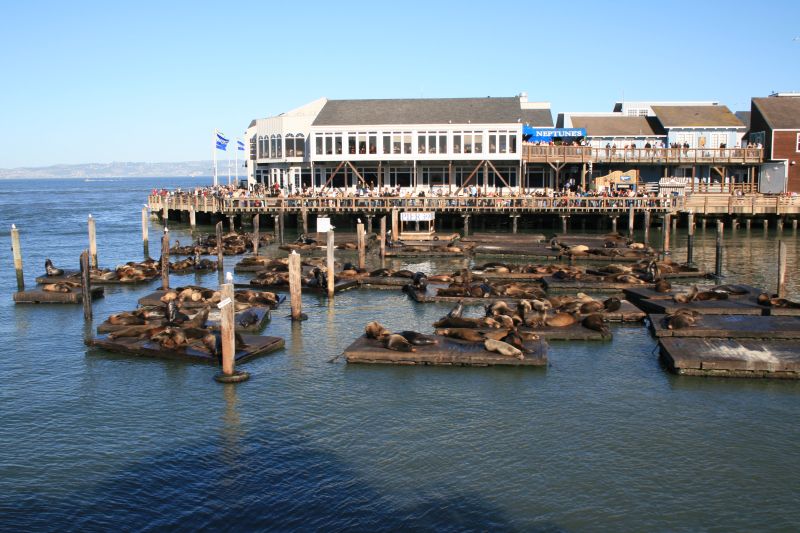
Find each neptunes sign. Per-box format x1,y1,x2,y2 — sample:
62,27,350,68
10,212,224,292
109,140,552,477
523,127,586,142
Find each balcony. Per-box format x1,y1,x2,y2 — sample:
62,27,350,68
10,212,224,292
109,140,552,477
522,145,763,165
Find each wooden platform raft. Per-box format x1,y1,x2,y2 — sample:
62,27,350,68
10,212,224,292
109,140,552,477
659,338,800,379
88,334,284,364
343,335,548,367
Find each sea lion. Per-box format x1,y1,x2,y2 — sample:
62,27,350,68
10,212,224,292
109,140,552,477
398,331,437,346
365,321,391,339
769,297,800,309
495,314,515,329
481,328,511,341
569,245,589,255
392,269,415,278
501,329,529,353
42,283,71,293
382,333,416,352
603,297,622,312
108,312,145,326
673,286,698,304
517,299,533,321
546,312,577,328
654,279,672,293
757,292,772,306
433,316,485,329
486,301,514,317
581,314,609,335
427,274,453,283
448,300,464,319
484,338,524,360
710,284,749,296
369,268,390,277
237,309,259,328
694,290,728,301
665,312,697,330
579,301,604,314
44,258,64,277
615,274,645,284
435,328,485,342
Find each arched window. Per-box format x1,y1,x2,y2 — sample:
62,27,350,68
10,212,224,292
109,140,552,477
257,136,263,158
271,135,277,159
285,134,295,157
277,134,283,159
295,134,305,157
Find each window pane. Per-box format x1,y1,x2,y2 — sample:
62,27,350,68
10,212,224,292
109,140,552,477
439,135,447,153
509,135,517,153
403,134,412,154
418,134,426,153
369,135,377,154
499,135,507,153
454,134,461,154
392,134,401,154
464,134,472,154
474,133,482,153
383,135,391,154
316,137,323,155
489,134,497,153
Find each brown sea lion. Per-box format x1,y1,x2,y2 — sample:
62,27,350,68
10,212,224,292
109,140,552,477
546,312,577,328
757,292,772,306
694,290,728,301
44,258,64,277
382,333,416,352
579,301,604,314
108,312,145,326
673,286,698,304
603,297,622,312
481,328,511,341
435,328,485,342
398,331,437,346
427,274,453,283
486,301,514,317
665,312,697,330
654,279,672,293
769,297,800,309
615,274,645,284
433,316,485,329
365,321,391,339
710,284,749,296
582,314,609,335
42,283,71,293
484,338,524,359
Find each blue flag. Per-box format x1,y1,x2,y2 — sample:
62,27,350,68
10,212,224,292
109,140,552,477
217,132,229,143
216,131,229,151
237,140,245,151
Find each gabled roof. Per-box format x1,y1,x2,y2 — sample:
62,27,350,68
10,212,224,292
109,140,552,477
312,97,553,127
752,97,800,129
651,105,744,128
735,111,751,129
569,115,665,137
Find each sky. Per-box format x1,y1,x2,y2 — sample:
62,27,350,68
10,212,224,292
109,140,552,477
1,0,798,168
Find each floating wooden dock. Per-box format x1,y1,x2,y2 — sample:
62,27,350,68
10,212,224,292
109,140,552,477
659,337,800,378
543,276,654,292
475,323,612,341
406,283,545,305
35,271,159,285
88,334,284,364
624,285,773,316
649,314,800,339
343,334,548,367
236,279,359,294
14,286,104,304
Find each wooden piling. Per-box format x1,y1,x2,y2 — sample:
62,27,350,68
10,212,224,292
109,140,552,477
763,218,768,230
643,210,651,244
686,212,695,265
301,207,308,234
715,220,724,278
326,230,335,298
80,250,92,320
663,214,671,257
288,251,303,320
11,224,24,291
366,216,373,235
161,230,170,290
216,221,224,270
512,215,518,234
161,202,168,223
391,208,399,238
252,214,260,256
611,216,617,233
88,214,98,268
357,222,366,270
672,216,678,233
228,216,235,233
793,219,798,231
141,207,149,257
189,205,196,228
561,216,568,234
279,212,285,245
701,218,707,230
628,207,634,238
379,216,386,261
777,218,784,232
273,215,280,241
220,274,236,376
777,241,787,298
746,218,751,230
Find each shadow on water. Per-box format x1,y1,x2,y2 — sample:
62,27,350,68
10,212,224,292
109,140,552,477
1,386,562,533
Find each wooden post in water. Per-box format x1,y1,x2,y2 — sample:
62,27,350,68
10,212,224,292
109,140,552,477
11,224,24,291
628,207,635,238
189,205,196,228
763,218,768,231
215,221,224,271
792,219,798,231
379,216,386,262
686,212,695,265
273,214,280,241
161,230,170,290
715,220,724,278
288,250,303,320
777,217,784,232
162,201,168,224
366,216,373,235
279,212,285,245
561,215,568,234
141,207,149,257
301,207,308,235
611,216,617,233
357,222,366,270
80,250,92,320
672,216,678,233
214,272,249,383
252,214,260,256
777,240,787,298
228,216,235,233
663,213,671,257
643,210,651,244
702,218,707,230
391,208,399,238
512,215,518,234
88,214,98,268
326,230,335,298
745,218,751,230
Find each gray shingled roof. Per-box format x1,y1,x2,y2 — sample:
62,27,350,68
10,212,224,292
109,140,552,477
312,97,552,127
651,105,744,128
734,111,751,129
569,116,665,137
752,97,800,129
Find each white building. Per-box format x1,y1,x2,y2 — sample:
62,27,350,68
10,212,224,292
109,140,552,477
245,94,553,192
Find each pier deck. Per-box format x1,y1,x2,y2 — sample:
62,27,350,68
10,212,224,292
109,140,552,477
649,314,800,339
659,337,800,378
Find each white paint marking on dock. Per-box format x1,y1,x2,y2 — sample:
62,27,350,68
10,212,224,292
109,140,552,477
713,344,779,364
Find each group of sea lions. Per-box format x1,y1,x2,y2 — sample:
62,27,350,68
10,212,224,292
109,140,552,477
757,293,800,308
364,321,437,353
662,308,701,330
672,284,750,304
435,277,545,299
169,253,218,273
549,234,654,259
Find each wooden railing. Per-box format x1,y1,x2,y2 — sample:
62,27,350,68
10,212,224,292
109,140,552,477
682,194,800,215
522,145,763,164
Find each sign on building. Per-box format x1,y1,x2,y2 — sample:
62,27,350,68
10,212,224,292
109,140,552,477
400,212,435,222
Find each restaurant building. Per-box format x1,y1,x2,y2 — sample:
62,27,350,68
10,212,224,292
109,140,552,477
749,93,800,193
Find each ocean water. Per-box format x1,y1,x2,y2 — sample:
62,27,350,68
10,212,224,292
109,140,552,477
0,177,798,532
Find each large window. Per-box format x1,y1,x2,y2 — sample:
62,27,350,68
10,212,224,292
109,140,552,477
295,134,304,157
796,132,800,152
316,135,323,155
270,135,277,158
276,135,282,158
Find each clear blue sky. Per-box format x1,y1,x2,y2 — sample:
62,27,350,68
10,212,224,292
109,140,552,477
1,0,798,168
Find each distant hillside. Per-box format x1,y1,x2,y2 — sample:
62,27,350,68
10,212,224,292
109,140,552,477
0,161,219,179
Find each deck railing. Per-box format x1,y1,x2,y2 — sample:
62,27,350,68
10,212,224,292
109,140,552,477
522,145,763,164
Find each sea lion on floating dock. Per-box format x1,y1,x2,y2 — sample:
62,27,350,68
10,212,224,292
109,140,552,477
486,300,514,317
546,312,577,328
427,274,453,283
501,329,529,353
108,312,145,326
448,300,464,319
392,269,415,278
237,309,259,328
44,258,64,277
435,328,485,342
383,333,416,352
615,274,645,284
673,286,698,304
654,279,672,293
370,268,391,277
365,321,391,339
769,297,800,308
694,290,728,301
603,297,622,312
664,310,698,330
710,284,749,295
579,301,604,314
484,338,524,360
398,331,437,346
150,327,188,350
42,283,72,293
581,314,609,335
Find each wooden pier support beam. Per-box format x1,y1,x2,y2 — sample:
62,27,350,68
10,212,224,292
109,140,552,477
228,216,235,233
462,215,470,236
288,251,304,321
702,218,707,230
366,215,373,236
141,207,149,257
643,210,651,244
214,272,249,383
686,212,695,265
610,216,618,234
161,202,168,223
11,224,24,292
252,214,260,257
301,207,308,235
672,215,678,233
80,250,92,320
279,212,285,245
357,222,366,270
161,229,170,290
663,213,671,257
628,207,635,238
793,219,798,231
511,215,518,234
326,230,335,298
273,214,280,241
215,221,224,271
777,217,784,232
746,218,751,230
762,218,768,230
777,240,787,298
88,214,98,268
561,215,568,235
189,206,196,228
715,220,724,278
379,216,386,262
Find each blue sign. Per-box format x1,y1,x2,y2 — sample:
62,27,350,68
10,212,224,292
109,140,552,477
523,127,586,142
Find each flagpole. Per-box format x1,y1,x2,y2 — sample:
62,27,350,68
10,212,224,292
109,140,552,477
235,137,239,185
213,129,218,187
227,149,231,186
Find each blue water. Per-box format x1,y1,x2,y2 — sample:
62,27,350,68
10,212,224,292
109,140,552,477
0,178,798,532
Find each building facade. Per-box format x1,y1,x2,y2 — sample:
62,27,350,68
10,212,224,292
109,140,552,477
749,94,800,193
